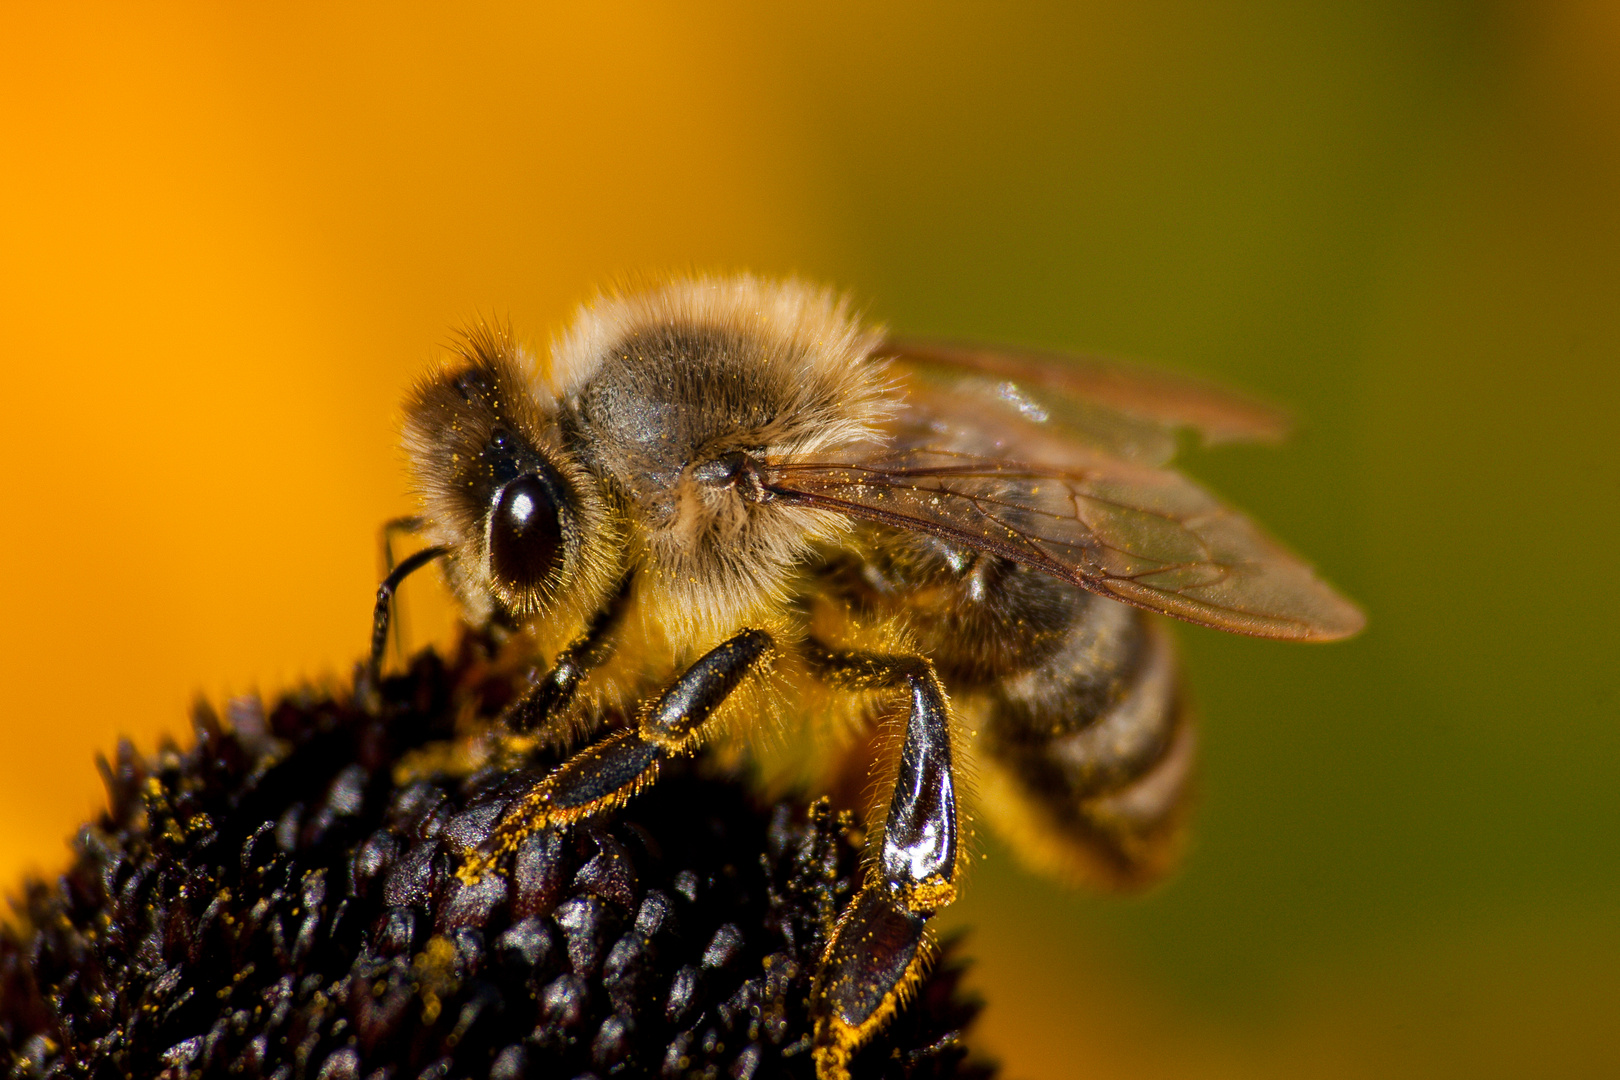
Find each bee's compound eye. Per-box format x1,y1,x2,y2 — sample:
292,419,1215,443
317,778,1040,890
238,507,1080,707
489,473,564,591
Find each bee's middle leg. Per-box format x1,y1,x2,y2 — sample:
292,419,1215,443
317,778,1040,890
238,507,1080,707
460,628,775,881
805,646,960,1080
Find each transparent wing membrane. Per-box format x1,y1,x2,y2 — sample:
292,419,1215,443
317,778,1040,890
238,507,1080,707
766,450,1363,641
886,338,1293,458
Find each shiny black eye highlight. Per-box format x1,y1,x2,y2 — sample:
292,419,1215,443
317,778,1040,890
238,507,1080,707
489,471,566,592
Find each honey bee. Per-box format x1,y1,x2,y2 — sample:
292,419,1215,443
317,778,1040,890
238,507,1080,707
368,275,1363,1078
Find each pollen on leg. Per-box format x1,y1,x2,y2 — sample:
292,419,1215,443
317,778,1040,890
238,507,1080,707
811,887,937,1079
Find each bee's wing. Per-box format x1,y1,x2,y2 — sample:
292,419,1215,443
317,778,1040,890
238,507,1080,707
764,449,1364,641
885,338,1292,463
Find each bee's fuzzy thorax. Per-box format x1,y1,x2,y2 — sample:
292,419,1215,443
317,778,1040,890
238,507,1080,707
550,275,896,640
547,274,891,420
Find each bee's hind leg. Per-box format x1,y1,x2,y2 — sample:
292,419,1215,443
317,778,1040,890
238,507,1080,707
459,628,776,883
806,646,960,1080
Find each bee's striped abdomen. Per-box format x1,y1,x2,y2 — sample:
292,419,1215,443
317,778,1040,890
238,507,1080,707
978,600,1193,888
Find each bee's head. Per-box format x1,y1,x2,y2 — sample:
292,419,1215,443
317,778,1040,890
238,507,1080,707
402,326,620,630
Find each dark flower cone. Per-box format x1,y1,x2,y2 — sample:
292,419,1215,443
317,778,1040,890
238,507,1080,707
0,635,993,1080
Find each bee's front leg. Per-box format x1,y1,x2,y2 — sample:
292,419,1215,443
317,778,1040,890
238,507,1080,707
807,647,960,1080
497,573,634,736
375,515,429,665
366,542,450,688
460,628,775,882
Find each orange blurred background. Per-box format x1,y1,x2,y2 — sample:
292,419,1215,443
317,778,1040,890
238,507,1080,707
3,4,1617,1077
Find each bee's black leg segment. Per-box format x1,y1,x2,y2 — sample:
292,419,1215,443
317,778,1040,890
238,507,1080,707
806,646,959,1080
366,544,449,686
639,628,775,744
806,647,960,897
461,628,775,882
813,891,933,1078
499,573,634,735
542,627,773,800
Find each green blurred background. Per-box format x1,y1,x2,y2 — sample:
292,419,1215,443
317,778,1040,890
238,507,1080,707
2,3,1616,1077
